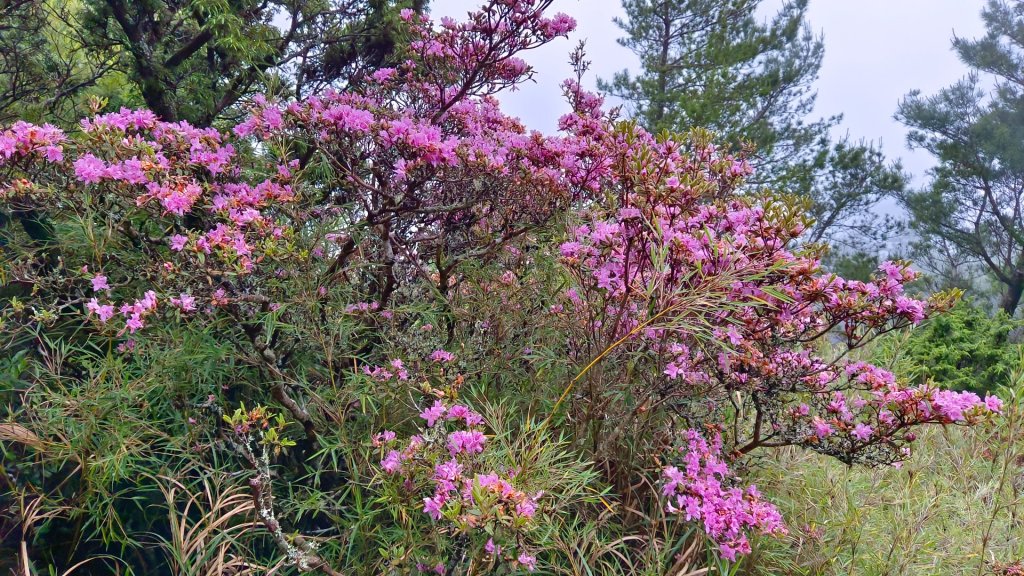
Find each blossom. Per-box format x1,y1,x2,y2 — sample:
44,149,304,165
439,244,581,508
423,493,445,520
812,418,833,438
381,450,403,474
91,274,109,292
73,154,106,184
664,362,682,379
517,553,537,572
420,400,447,427
985,395,1004,413
851,423,873,441
170,293,197,312
373,430,396,446
169,234,188,251
444,404,483,426
44,146,63,162
662,430,786,559
429,349,455,363
85,298,115,323
125,313,145,333
514,498,537,519
447,430,486,456
879,260,904,281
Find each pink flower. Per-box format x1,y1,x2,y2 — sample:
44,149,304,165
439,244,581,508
125,313,145,333
170,292,197,312
985,395,1004,413
381,450,402,474
540,12,576,38
44,146,63,162
447,430,486,456
423,493,445,520
618,206,642,219
73,154,106,184
420,400,447,427
91,274,109,292
812,417,833,438
879,260,903,281
169,234,188,251
140,291,157,309
663,429,786,559
719,543,743,562
851,423,873,441
443,404,483,426
485,538,501,555
559,241,584,259
430,349,455,363
515,498,537,519
86,298,115,323
517,553,537,572
664,362,682,379
373,430,396,446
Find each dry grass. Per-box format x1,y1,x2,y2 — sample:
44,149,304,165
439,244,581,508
151,472,278,576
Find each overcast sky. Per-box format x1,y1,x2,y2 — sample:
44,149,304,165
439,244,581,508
432,0,987,185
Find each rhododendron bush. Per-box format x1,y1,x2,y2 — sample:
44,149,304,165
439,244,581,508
0,1,1002,573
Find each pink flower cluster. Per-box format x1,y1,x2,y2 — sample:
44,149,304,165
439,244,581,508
2,0,613,353
68,107,294,274
377,398,541,572
0,121,65,166
429,349,456,364
362,358,410,382
662,430,786,560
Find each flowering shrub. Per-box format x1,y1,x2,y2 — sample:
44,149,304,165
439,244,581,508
376,395,545,572
0,1,1004,573
557,128,996,463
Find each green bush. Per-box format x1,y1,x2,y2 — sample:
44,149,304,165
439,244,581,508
877,300,1023,394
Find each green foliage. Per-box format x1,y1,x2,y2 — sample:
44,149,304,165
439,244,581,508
800,139,906,248
0,0,137,125
0,0,427,127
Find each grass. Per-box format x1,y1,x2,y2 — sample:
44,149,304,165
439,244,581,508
747,417,1023,575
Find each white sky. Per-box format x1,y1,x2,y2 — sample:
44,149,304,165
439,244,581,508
431,0,987,186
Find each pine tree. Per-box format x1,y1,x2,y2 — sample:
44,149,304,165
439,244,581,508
601,0,904,250
600,0,829,183
897,0,1024,314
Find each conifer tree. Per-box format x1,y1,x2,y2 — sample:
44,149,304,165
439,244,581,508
898,0,1024,314
603,0,905,249
600,0,828,183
